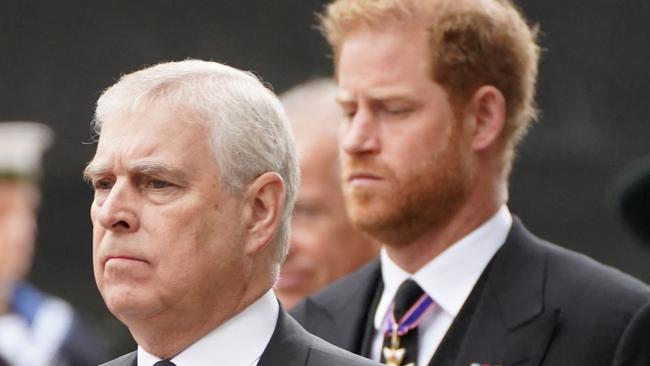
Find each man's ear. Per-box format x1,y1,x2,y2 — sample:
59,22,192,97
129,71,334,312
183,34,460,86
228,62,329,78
466,85,506,151
241,172,285,255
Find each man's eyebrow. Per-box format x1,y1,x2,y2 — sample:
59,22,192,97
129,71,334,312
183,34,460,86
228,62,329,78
82,162,108,183
82,161,188,183
335,90,354,104
336,87,414,104
130,161,188,182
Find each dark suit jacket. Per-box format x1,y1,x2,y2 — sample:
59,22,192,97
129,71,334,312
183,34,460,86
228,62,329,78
291,219,650,366
99,307,381,366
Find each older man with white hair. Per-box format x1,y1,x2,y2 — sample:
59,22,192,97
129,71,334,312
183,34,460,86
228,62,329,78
85,59,381,366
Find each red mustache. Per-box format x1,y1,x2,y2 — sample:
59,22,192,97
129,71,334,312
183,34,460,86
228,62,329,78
341,158,395,181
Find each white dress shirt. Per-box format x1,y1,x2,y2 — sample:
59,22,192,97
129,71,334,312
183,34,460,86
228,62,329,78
138,289,279,366
370,205,513,366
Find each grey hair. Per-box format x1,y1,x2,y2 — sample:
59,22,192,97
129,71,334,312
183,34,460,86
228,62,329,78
280,78,338,116
93,59,299,264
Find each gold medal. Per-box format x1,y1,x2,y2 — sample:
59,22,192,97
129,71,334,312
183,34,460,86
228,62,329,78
382,322,415,366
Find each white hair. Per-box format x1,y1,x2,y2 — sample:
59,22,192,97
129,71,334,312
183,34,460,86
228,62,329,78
93,59,299,263
280,78,338,116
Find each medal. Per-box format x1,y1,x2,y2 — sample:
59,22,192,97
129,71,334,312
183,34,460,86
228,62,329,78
381,293,435,366
383,321,413,366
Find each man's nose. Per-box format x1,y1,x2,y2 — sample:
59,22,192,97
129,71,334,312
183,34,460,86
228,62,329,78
96,181,140,233
341,109,380,156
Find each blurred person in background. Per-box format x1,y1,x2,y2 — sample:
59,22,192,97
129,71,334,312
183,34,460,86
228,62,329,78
277,78,379,309
0,121,108,366
292,0,650,365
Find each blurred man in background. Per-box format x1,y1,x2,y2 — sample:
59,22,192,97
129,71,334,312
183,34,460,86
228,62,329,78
0,121,107,366
292,1,650,365
277,78,378,309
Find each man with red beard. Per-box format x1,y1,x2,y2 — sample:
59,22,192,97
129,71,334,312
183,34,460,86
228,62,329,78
291,1,650,365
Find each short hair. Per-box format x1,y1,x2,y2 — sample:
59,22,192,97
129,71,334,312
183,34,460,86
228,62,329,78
93,59,299,264
281,78,341,181
320,0,540,177
280,78,338,114
280,77,339,137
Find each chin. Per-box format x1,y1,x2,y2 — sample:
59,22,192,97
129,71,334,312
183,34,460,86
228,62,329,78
102,286,154,320
347,202,390,231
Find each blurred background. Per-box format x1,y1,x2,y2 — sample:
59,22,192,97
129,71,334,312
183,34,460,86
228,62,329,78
1,0,649,357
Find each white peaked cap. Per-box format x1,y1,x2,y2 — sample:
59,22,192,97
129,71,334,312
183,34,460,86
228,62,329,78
0,121,54,179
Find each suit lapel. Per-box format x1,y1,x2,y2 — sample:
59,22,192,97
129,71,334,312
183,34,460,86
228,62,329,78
258,308,310,366
359,278,383,356
433,219,559,366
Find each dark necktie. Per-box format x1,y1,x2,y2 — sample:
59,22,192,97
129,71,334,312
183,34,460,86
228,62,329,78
381,279,433,366
153,361,176,366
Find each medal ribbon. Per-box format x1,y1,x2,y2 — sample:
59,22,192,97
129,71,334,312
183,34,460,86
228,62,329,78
384,293,435,337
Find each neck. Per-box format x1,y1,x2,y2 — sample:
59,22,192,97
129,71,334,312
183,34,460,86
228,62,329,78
128,283,270,359
385,179,505,274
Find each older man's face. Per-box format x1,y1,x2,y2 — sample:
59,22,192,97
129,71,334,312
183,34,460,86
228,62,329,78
86,105,246,327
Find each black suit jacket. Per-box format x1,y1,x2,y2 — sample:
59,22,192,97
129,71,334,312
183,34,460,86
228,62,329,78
291,219,650,366
99,308,381,366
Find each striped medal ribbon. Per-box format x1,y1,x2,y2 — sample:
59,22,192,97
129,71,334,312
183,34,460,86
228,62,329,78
384,293,435,337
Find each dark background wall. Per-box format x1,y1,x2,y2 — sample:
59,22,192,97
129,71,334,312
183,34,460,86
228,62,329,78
2,0,649,357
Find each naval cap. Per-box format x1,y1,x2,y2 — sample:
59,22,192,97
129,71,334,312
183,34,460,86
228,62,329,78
0,121,53,181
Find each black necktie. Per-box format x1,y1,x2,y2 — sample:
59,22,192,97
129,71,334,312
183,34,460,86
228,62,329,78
153,361,176,366
381,279,426,366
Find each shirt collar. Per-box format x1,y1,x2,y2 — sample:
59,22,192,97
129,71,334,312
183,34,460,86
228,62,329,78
138,289,279,366
374,205,512,329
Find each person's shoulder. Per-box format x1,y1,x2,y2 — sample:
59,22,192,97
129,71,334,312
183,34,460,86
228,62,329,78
291,258,380,320
513,220,650,308
98,351,136,366
541,237,649,299
311,258,381,300
306,334,381,366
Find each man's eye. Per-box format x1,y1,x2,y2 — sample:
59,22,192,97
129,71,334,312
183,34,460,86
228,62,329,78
293,204,322,218
147,179,172,189
385,106,411,115
340,105,357,120
94,179,113,190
